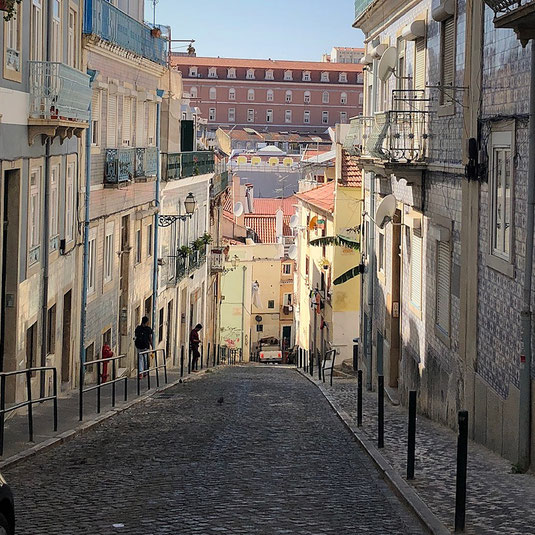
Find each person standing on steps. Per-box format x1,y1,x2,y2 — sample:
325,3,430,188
135,316,153,379
189,324,203,372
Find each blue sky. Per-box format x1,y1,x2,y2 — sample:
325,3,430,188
148,0,365,61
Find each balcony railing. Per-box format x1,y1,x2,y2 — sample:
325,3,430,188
211,171,229,199
164,151,215,180
83,0,168,66
354,0,376,22
484,0,534,15
105,147,158,184
134,147,158,178
344,116,374,157
29,61,91,122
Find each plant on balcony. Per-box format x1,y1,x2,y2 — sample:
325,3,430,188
1,0,22,21
178,245,193,258
193,156,200,176
201,233,213,245
192,238,205,251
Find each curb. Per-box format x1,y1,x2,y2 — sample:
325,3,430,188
0,367,219,471
296,368,451,535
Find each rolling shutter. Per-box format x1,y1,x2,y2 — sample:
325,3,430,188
136,101,145,147
441,17,455,105
410,231,422,309
436,240,451,334
122,97,131,146
106,94,117,147
414,37,426,92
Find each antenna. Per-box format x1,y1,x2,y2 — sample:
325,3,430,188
233,202,244,217
375,195,396,229
378,47,398,83
151,0,159,27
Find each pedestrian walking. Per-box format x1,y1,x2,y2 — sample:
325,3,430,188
189,324,203,372
135,316,153,379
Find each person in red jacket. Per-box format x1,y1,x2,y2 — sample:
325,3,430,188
101,344,113,382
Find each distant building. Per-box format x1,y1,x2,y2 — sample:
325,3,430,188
322,47,365,64
171,56,364,134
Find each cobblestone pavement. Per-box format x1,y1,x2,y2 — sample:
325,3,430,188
3,366,425,535
311,375,535,535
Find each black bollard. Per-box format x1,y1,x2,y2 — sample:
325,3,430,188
188,348,192,374
353,341,358,371
200,346,203,370
407,390,417,480
378,375,384,448
180,346,184,377
357,370,363,427
455,411,469,532
310,351,314,377
317,352,322,380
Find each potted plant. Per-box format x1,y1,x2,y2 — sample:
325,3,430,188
1,0,22,21
192,238,204,251
201,233,212,245
178,245,192,258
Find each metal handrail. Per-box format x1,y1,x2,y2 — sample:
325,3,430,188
79,355,127,421
0,366,58,456
136,349,168,395
322,349,337,386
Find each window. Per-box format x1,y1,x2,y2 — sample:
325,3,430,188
246,69,255,79
228,107,235,122
104,222,114,283
67,7,77,68
31,0,43,61
107,93,118,147
209,108,216,121
322,91,329,104
283,294,292,306
29,168,41,263
65,162,75,243
122,97,133,147
4,2,22,77
159,307,164,343
302,71,311,81
209,87,217,100
285,110,292,123
91,90,101,146
285,90,292,103
339,72,348,83
378,231,385,273
51,0,61,62
256,324,264,332
266,109,273,123
340,112,347,124
265,69,274,80
50,165,59,251
414,37,426,92
340,92,347,105
227,68,236,79
208,67,217,78
322,111,329,124
304,110,310,124
267,89,274,102
47,305,56,355
410,229,422,309
26,322,37,373
136,100,145,146
88,228,96,294
247,109,254,123
321,71,329,82
189,66,198,77
136,228,142,264
359,93,364,106
268,300,275,309
284,70,293,81
189,86,197,99
436,240,451,335
147,103,156,146
228,88,235,100
490,131,513,261
357,73,363,84
440,16,456,106
147,223,153,256
304,91,311,104
282,263,292,275
248,89,255,101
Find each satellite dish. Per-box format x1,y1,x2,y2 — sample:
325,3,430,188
289,215,299,229
378,47,398,83
233,202,244,217
375,195,396,229
288,245,298,260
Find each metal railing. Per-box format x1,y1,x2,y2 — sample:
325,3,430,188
79,355,127,420
136,349,168,395
322,349,337,386
134,147,158,178
484,0,534,15
106,147,159,183
29,61,92,122
220,347,242,365
354,0,376,21
83,0,168,65
345,116,375,157
211,171,229,198
0,367,58,456
164,151,215,180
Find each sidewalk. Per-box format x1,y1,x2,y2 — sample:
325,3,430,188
299,369,535,535
0,366,214,467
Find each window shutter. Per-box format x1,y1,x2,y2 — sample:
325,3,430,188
107,94,117,147
122,97,131,146
136,101,145,147
441,17,455,105
410,232,422,308
436,240,451,334
414,38,426,91
148,103,156,146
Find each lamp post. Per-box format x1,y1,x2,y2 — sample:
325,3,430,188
158,192,197,227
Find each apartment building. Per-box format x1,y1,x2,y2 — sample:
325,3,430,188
322,47,365,64
171,56,364,134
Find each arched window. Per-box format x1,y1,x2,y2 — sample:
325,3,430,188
284,70,293,81
229,88,235,100
209,87,216,100
304,91,311,104
285,90,292,103
322,91,329,104
247,69,255,79
248,89,255,101
340,92,347,105
267,89,274,102
190,86,197,99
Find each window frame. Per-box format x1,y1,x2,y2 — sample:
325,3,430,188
227,67,236,79
302,71,311,81
284,70,293,81
285,109,292,123
209,108,216,121
208,67,217,78
246,69,255,80
247,89,255,101
340,92,347,105
304,91,311,104
228,87,235,100
247,109,254,123
104,221,114,284
265,69,274,80
339,72,348,83
322,111,329,124
28,166,42,266
435,237,451,342
65,161,75,244
266,109,273,123
49,163,60,252
3,2,22,81
266,89,274,102
228,107,235,122
189,66,198,77
31,0,43,61
303,110,310,124
321,71,329,82
209,87,217,100
439,13,456,115
322,91,329,104
285,90,292,103
87,227,97,295
409,228,423,311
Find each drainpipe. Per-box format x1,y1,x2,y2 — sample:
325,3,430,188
151,89,164,339
79,69,97,420
519,41,535,471
241,265,246,360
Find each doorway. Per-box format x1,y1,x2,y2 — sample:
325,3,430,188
61,290,72,384
281,325,291,362
389,209,402,388
167,300,174,364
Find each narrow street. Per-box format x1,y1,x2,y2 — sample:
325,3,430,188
4,366,423,534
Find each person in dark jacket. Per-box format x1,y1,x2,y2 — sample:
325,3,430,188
189,324,203,372
134,316,153,378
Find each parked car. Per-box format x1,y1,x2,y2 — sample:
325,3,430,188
258,337,282,364
0,474,14,535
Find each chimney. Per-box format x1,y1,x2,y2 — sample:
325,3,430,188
275,209,284,243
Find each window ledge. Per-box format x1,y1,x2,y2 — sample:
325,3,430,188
437,103,455,117
435,324,451,348
486,253,514,278
408,302,422,320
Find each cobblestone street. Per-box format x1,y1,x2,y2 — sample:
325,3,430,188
3,366,424,534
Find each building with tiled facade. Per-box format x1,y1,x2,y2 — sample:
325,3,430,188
171,56,364,134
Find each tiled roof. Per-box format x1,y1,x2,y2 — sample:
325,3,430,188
171,56,364,73
244,215,292,243
295,181,335,214
220,128,331,144
253,196,297,216
340,150,362,187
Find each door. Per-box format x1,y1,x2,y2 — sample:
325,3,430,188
119,215,130,353
181,120,194,152
282,325,291,362
167,300,173,364
61,290,72,383
389,209,402,388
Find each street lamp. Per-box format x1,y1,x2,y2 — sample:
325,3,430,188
158,193,197,227
184,192,196,215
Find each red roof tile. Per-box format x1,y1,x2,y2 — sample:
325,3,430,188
340,150,362,187
295,181,335,214
253,197,297,216
243,214,292,243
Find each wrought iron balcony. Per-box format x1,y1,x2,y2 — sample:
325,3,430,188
164,151,215,180
134,147,158,178
484,0,535,44
344,116,374,157
83,0,168,66
105,148,135,184
211,171,229,199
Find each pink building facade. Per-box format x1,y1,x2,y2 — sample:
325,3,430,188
171,56,364,134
